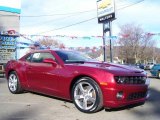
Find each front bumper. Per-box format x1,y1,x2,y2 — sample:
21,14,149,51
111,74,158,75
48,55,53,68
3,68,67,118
102,84,149,108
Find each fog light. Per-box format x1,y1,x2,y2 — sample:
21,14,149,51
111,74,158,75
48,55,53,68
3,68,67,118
116,91,124,100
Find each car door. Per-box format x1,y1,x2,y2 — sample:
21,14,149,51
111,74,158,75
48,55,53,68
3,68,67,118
150,65,158,76
26,52,60,95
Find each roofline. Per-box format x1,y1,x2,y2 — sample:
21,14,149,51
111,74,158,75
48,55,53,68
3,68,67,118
0,6,21,14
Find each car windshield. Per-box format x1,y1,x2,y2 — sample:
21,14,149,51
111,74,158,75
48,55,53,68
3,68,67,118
55,50,96,63
147,62,154,65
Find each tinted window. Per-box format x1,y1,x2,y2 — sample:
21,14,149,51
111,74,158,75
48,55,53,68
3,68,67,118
31,52,55,63
55,50,95,63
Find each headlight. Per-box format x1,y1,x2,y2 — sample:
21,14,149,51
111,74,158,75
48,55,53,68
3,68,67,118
114,76,147,84
114,76,126,84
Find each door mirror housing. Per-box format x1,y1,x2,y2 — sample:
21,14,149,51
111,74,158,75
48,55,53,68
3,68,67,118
43,58,57,66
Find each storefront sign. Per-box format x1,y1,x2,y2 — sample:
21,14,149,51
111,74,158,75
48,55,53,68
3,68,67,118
0,35,17,63
97,0,115,23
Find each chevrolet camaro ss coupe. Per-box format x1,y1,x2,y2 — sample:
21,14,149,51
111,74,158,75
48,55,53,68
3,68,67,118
5,50,150,113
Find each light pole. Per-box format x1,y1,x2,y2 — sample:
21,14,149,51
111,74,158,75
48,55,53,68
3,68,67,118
103,23,106,62
103,21,110,62
103,21,113,62
109,21,113,63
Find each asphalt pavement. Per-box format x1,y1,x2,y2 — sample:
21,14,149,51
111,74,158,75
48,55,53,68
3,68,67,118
0,74,160,120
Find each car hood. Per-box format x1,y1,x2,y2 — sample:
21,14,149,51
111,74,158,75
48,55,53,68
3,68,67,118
68,62,145,75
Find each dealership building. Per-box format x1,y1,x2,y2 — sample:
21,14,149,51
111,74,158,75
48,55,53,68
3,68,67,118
0,0,21,33
0,0,21,77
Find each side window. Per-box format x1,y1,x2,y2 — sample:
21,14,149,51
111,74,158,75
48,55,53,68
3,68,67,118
25,54,32,62
157,65,160,70
31,52,55,63
153,65,160,70
32,53,41,63
41,53,55,61
55,51,68,62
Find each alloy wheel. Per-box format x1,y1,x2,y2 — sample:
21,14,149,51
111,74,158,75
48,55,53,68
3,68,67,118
8,74,18,92
74,81,97,110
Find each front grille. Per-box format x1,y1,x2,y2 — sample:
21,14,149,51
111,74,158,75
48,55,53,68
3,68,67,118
127,92,146,100
126,76,146,84
114,76,146,84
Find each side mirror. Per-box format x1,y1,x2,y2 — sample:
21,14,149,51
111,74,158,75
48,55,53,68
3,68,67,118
43,58,57,66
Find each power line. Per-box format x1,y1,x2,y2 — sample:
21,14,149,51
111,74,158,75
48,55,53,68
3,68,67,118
21,0,134,17
118,0,144,10
21,0,144,28
0,0,144,18
0,0,143,18
22,9,96,17
35,0,145,35
21,10,95,27
0,9,96,17
0,0,145,34
0,9,96,29
21,0,140,17
36,17,96,35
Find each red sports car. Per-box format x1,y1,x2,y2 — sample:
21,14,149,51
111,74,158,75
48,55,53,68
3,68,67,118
5,50,150,113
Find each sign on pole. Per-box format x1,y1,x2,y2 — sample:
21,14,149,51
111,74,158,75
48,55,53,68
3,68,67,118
97,0,116,62
97,0,115,23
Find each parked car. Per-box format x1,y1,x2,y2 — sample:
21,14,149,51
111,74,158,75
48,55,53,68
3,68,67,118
5,50,150,113
150,64,160,78
145,62,155,70
135,63,145,69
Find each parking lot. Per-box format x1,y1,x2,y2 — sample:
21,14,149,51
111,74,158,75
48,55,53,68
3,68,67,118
0,75,160,120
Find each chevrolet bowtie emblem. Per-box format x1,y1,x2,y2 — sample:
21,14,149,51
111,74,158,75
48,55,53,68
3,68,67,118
98,0,111,9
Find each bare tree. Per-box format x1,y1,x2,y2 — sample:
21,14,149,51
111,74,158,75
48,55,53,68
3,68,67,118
37,38,61,48
118,23,155,64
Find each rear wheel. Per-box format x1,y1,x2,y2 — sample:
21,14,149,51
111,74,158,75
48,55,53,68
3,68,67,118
72,77,103,113
8,71,23,94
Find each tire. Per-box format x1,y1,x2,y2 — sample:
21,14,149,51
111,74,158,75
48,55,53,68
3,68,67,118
72,77,103,113
8,71,23,94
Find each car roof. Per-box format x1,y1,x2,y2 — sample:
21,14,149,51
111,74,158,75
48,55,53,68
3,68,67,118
30,49,74,54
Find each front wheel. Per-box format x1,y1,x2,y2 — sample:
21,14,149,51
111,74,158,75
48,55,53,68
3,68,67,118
72,77,103,113
8,71,23,94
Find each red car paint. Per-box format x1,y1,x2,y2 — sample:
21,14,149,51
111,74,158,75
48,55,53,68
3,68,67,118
5,50,149,109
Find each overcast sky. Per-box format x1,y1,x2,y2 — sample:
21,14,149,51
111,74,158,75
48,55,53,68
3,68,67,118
20,0,160,47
